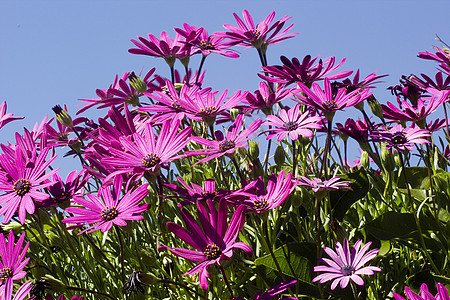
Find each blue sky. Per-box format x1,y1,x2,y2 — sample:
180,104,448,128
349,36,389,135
1,1,449,174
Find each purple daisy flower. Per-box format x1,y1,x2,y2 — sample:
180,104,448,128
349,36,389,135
62,177,150,234
0,147,58,224
0,231,30,300
259,55,352,87
187,114,263,165
158,198,252,290
393,282,450,300
418,46,450,66
10,280,33,300
219,10,297,50
245,82,292,115
371,124,430,152
335,118,371,143
264,104,322,142
313,239,381,290
295,78,371,120
101,118,192,184
382,90,450,122
236,170,295,213
164,176,230,207
296,176,352,199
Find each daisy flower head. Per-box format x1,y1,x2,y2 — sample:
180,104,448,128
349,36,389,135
371,124,430,152
313,239,381,290
187,114,263,165
62,177,149,234
158,198,252,290
0,231,30,300
264,104,322,142
296,176,352,195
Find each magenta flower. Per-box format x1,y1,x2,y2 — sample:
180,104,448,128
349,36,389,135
264,104,322,142
0,102,23,131
296,78,371,120
236,170,294,213
164,177,230,207
0,147,58,224
382,90,450,122
0,231,30,300
158,198,252,290
128,32,188,67
245,82,292,115
339,70,387,92
296,176,352,199
101,118,192,183
371,124,430,152
62,177,149,234
313,239,381,290
259,55,352,87
220,10,297,50
335,118,371,143
393,282,450,300
187,114,263,165
418,46,450,66
176,25,239,58
10,280,33,300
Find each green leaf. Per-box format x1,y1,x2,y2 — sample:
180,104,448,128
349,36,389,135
330,169,369,221
364,211,439,240
397,167,429,189
254,242,321,298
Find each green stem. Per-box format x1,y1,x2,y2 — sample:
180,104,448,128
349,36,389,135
115,225,126,283
292,139,297,177
398,151,440,274
218,264,234,299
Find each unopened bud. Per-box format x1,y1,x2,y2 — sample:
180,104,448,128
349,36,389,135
128,72,148,93
291,189,303,208
381,147,395,172
52,105,73,129
139,249,159,268
251,159,264,179
367,95,384,120
354,101,364,112
230,109,240,121
360,151,369,168
248,140,259,160
274,146,285,167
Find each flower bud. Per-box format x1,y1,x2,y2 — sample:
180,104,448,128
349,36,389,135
251,159,264,180
52,105,73,129
381,147,395,172
139,249,159,268
367,95,384,120
128,72,148,93
230,109,240,121
248,140,259,160
1,221,25,233
274,145,285,167
354,101,364,112
360,151,369,168
291,189,303,208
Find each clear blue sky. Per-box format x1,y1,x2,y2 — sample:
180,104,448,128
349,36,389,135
1,1,449,174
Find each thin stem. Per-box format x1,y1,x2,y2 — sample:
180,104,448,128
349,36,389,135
292,139,297,177
231,156,246,185
398,151,440,274
115,225,126,283
196,55,207,85
170,65,175,84
443,102,450,138
350,281,359,300
218,264,234,299
156,175,166,235
321,118,333,179
262,219,286,281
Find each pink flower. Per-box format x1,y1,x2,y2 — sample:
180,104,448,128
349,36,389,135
371,124,430,152
313,239,381,290
0,102,23,130
0,231,30,300
62,177,149,234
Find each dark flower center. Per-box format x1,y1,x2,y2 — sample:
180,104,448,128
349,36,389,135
200,40,214,50
203,243,222,260
253,29,261,38
284,121,299,131
101,207,119,221
203,191,217,200
142,153,161,168
341,265,355,276
323,101,337,110
219,140,235,152
0,267,13,282
200,106,217,115
391,132,407,145
253,197,269,210
13,179,31,197
171,101,182,110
